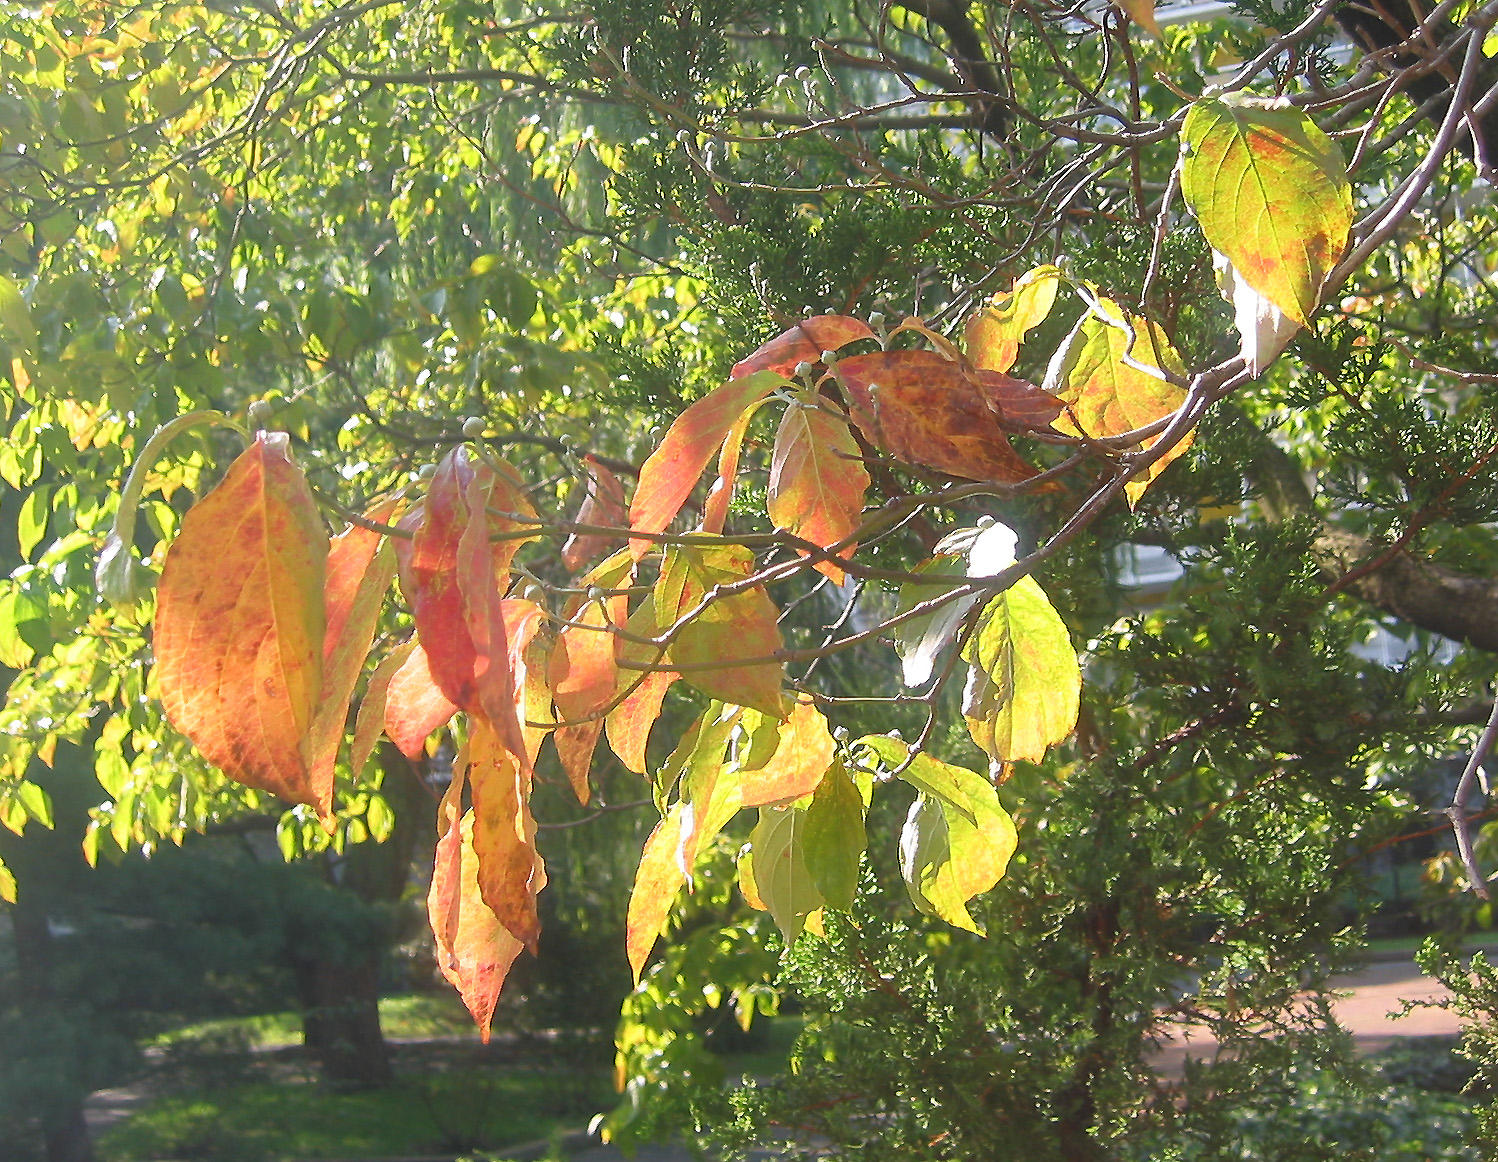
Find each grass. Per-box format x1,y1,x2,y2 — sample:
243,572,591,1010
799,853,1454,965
97,1063,613,1162
148,992,476,1051
1365,932,1498,959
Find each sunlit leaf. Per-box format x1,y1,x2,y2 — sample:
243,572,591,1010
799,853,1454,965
735,695,834,807
1112,0,1161,36
1180,95,1351,328
561,454,629,571
899,776,1017,935
154,433,330,812
767,397,869,583
628,371,787,557
801,761,865,910
748,806,825,944
626,802,686,982
1213,250,1300,376
606,669,677,775
731,315,875,379
384,640,459,759
835,350,1037,483
1045,300,1190,507
964,265,1062,374
468,718,544,949
961,576,1080,766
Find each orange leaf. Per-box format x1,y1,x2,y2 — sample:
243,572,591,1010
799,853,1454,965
502,598,550,767
964,265,1062,375
303,500,399,799
606,669,677,774
155,433,330,812
973,371,1065,432
351,639,412,778
555,720,603,805
385,641,459,759
731,315,875,378
552,593,627,722
767,399,869,583
626,803,686,982
835,351,1037,483
468,719,544,949
628,371,785,558
655,541,785,717
561,455,628,572
701,396,769,535
737,695,835,807
429,807,524,1042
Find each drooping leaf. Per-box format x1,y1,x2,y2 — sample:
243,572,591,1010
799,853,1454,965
1045,300,1191,507
835,350,1037,483
973,370,1066,431
351,639,413,777
303,501,398,798
898,775,1017,935
467,718,544,949
702,393,772,535
555,721,603,805
801,761,866,910
1112,0,1161,37
606,669,677,774
501,598,550,769
767,397,870,583
154,433,330,812
892,523,1018,687
654,541,785,717
628,371,786,557
735,695,835,808
964,265,1062,375
1180,95,1352,328
384,640,459,759
429,807,524,1042
748,806,825,945
626,802,687,982
961,576,1081,766
854,736,981,824
1213,250,1301,377
731,315,876,379
561,454,629,571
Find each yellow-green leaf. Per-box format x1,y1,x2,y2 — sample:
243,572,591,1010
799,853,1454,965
1180,96,1351,329
898,778,1016,935
748,806,825,945
801,761,865,910
964,264,1062,374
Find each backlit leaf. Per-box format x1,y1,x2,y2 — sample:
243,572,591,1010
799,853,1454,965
965,265,1062,375
606,669,677,774
855,736,981,824
767,398,869,583
628,371,787,557
384,640,459,759
961,576,1081,766
731,315,875,379
154,433,330,812
561,455,629,571
655,541,785,717
836,350,1037,483
1112,0,1161,36
429,807,524,1042
468,718,544,949
1214,250,1300,377
1045,300,1190,507
1180,95,1352,328
735,695,834,808
802,761,865,910
899,776,1017,935
626,802,687,982
749,806,825,945
701,391,771,536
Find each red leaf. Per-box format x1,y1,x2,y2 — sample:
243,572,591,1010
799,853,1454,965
429,807,524,1042
767,399,869,583
385,640,459,759
835,351,1037,483
561,455,628,572
606,670,677,775
700,397,768,535
731,316,876,379
155,433,330,812
628,371,784,558
303,499,399,800
468,719,545,949
973,370,1065,431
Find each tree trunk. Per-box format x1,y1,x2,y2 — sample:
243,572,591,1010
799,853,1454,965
292,952,393,1089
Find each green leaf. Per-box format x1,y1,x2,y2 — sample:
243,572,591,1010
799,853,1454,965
0,275,36,356
0,855,13,903
961,576,1080,766
17,486,50,560
801,761,865,910
16,780,54,829
1179,95,1351,328
854,735,982,824
749,806,825,945
898,782,1016,935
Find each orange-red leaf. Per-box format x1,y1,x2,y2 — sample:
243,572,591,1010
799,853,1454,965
701,396,769,536
835,351,1037,483
964,265,1062,375
468,719,544,949
973,371,1065,432
429,808,524,1042
767,399,869,583
304,500,399,798
628,371,785,558
731,315,876,379
385,641,459,759
555,720,603,804
561,455,628,572
606,669,677,774
626,803,686,982
155,433,330,812
737,696,835,807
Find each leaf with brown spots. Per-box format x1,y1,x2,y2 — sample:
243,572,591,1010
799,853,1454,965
154,433,330,813
835,351,1037,483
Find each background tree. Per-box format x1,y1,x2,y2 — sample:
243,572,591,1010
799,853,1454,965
2,0,1498,1159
